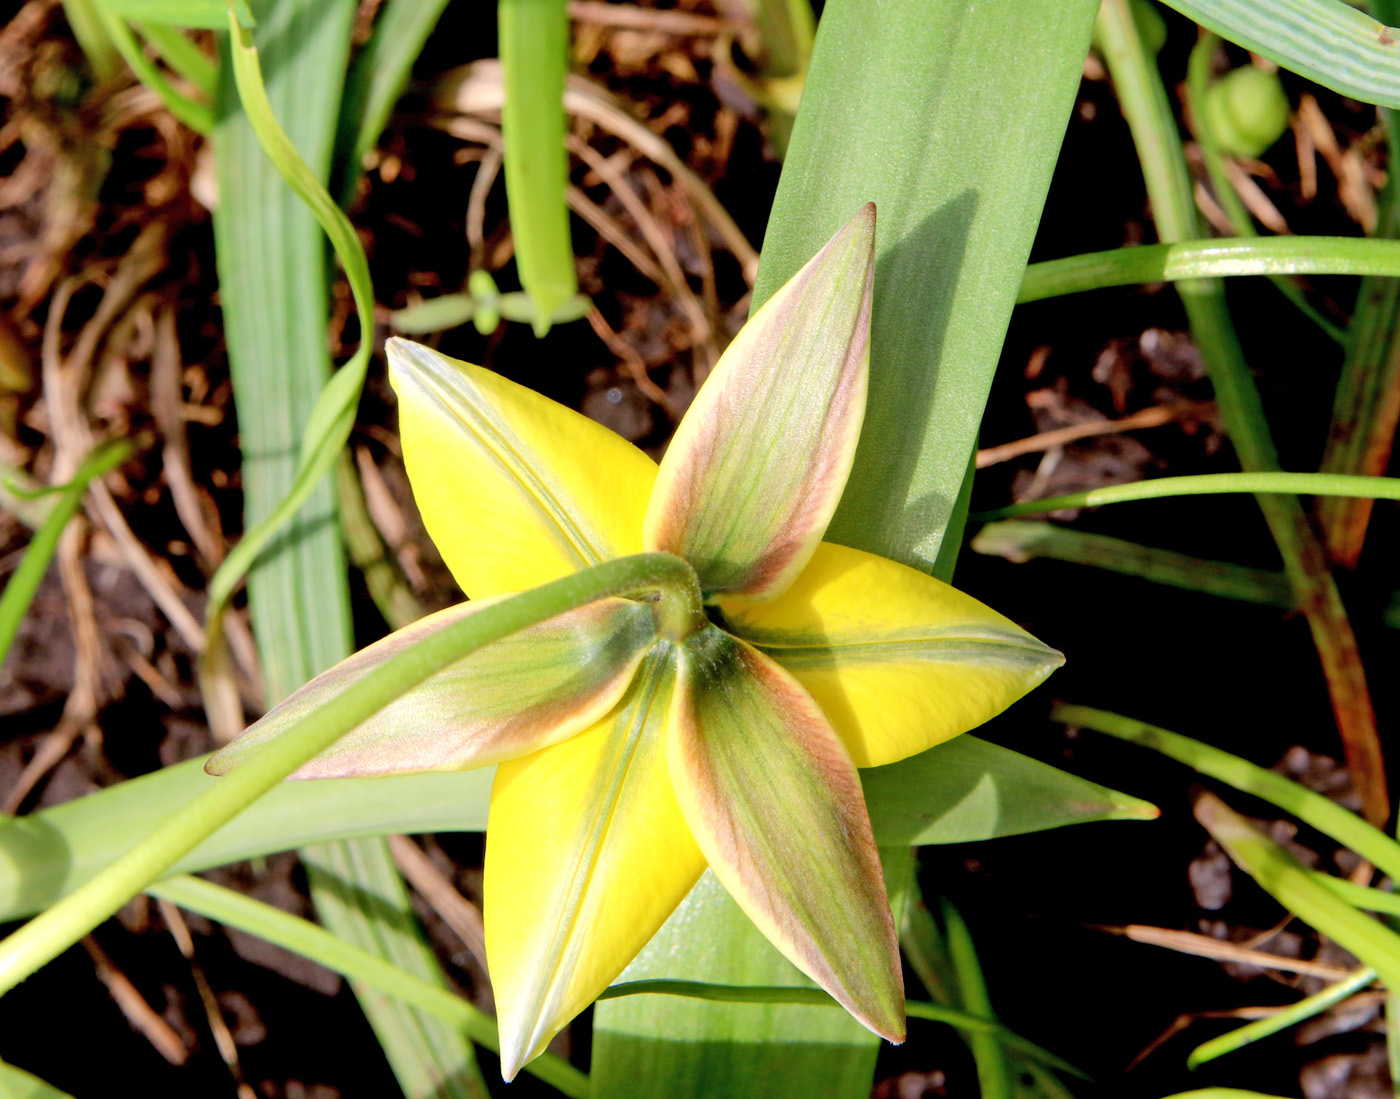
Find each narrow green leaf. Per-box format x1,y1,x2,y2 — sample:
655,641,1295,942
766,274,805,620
974,471,1400,521
1057,703,1400,883
941,896,1013,1099
134,21,217,99
333,0,452,208
98,12,213,133
1019,237,1400,303
498,0,576,335
60,0,120,81
1186,964,1376,1068
95,0,254,29
1159,0,1400,109
1194,791,1400,989
971,520,1296,608
0,441,130,667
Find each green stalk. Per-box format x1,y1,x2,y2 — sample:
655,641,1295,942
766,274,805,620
148,875,588,1097
498,0,577,336
60,0,120,81
1096,0,1390,827
0,441,130,665
1311,873,1400,917
974,470,1400,520
1020,237,1400,301
1186,965,1377,1067
0,552,700,997
1055,703,1400,883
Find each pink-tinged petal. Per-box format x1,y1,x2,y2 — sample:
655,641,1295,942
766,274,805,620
668,625,905,1042
205,597,657,778
387,338,657,599
485,649,706,1080
721,542,1063,767
643,205,875,602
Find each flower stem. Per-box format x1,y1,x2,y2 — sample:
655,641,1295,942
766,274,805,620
0,551,699,997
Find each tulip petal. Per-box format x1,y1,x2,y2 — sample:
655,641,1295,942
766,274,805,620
205,597,658,778
669,625,904,1043
485,648,706,1080
720,541,1064,768
387,338,657,598
643,205,874,602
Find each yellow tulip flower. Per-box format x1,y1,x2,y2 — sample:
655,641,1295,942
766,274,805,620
209,204,1062,1079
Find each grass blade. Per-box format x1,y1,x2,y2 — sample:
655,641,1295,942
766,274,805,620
1160,0,1400,108
1096,0,1390,827
1186,965,1376,1067
1020,236,1400,300
971,520,1296,608
333,0,453,208
1193,791,1400,989
0,440,129,666
1055,703,1400,883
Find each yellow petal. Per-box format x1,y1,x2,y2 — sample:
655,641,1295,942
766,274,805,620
205,597,657,779
387,338,657,598
642,205,874,602
721,542,1064,768
484,648,706,1080
669,625,904,1042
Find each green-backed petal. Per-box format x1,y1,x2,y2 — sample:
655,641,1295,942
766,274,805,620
387,337,657,598
485,648,706,1080
205,597,657,778
722,542,1064,768
669,625,904,1042
642,205,874,602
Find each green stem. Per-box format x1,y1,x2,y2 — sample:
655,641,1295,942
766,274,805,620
1019,237,1400,303
973,470,1400,521
0,552,698,996
0,441,131,666
149,875,588,1097
940,896,1013,1099
134,21,218,99
99,12,213,133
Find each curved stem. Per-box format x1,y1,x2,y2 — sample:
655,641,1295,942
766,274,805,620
1019,237,1400,303
0,552,698,996
973,471,1400,521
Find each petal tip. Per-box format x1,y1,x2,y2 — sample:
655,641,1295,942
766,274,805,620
203,753,229,777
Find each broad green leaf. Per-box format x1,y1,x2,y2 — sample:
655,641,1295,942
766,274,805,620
644,206,874,602
207,597,657,778
723,541,1063,768
485,650,704,1080
671,626,902,1042
594,0,1104,1089
1160,0,1400,108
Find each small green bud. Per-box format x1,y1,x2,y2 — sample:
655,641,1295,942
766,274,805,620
468,269,500,304
473,304,502,336
1204,67,1291,158
1130,0,1168,56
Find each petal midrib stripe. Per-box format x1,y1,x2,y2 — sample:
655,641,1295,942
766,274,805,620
752,635,1058,667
